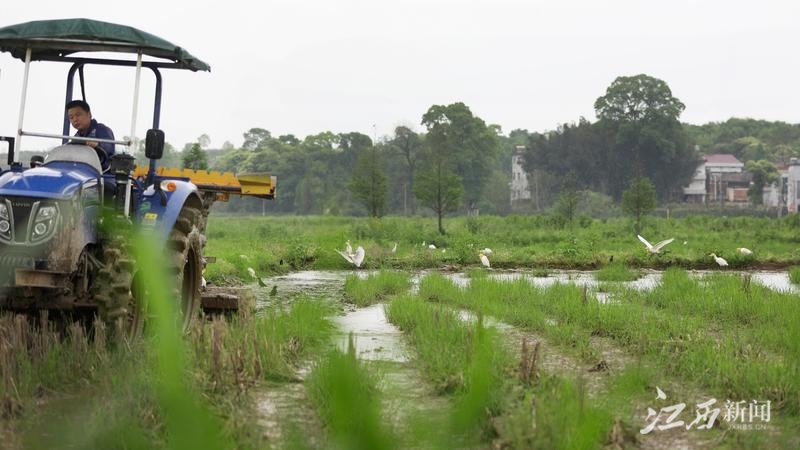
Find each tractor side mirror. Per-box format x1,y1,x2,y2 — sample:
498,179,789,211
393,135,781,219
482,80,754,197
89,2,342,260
145,129,165,160
0,136,15,166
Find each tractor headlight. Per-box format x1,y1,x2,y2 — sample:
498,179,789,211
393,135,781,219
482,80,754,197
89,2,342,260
30,204,58,243
0,202,10,241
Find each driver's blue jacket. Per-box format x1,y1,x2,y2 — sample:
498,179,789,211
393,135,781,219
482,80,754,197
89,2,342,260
74,119,115,169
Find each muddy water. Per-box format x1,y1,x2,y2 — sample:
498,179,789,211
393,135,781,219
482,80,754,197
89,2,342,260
254,269,796,306
333,303,410,362
436,269,796,293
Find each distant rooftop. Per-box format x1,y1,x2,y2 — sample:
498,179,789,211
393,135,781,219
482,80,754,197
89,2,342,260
704,154,742,165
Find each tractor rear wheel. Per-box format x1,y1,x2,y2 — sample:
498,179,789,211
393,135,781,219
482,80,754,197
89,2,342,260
167,206,204,331
94,235,144,340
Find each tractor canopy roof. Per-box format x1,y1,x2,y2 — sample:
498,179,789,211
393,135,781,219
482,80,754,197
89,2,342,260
0,18,209,72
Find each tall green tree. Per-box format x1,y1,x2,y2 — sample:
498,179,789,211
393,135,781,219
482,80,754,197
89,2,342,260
414,166,462,235
524,119,605,194
745,160,779,205
421,102,499,213
348,145,388,217
388,126,423,215
414,138,462,234
594,74,697,200
182,143,208,170
621,176,657,234
242,128,272,150
551,172,581,227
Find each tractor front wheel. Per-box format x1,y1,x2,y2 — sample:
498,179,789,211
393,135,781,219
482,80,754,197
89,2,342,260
94,235,144,340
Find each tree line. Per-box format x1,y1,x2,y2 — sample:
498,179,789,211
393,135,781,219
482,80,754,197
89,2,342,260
133,73,800,231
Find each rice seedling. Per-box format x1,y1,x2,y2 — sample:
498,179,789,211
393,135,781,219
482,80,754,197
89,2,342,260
594,262,640,282
305,336,396,450
789,266,800,284
343,270,411,306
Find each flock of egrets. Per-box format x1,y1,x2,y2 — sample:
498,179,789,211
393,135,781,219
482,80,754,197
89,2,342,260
242,235,754,283
637,234,753,267
335,240,496,269
333,235,753,270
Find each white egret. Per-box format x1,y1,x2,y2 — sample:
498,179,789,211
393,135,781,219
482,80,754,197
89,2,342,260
337,246,366,268
709,253,728,267
428,244,436,250
247,267,267,286
352,246,365,267
737,247,753,255
479,251,490,268
391,242,398,253
637,235,675,254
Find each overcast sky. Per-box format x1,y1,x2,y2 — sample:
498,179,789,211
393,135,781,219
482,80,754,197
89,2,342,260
2,0,799,151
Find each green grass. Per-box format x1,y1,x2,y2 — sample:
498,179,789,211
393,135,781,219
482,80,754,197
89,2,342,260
594,262,640,281
305,338,396,450
343,270,411,306
202,214,800,281
5,235,338,449
378,276,616,448
789,266,800,284
8,212,800,448
391,270,799,445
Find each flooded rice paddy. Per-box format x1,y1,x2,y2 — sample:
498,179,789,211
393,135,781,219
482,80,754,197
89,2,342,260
251,268,797,448
254,267,796,377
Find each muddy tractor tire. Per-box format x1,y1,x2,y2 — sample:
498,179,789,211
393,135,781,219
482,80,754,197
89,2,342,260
94,235,144,339
167,206,205,331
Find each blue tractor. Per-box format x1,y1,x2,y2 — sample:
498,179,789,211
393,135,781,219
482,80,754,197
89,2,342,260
0,19,274,335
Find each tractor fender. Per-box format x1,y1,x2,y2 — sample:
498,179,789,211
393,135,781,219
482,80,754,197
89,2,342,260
136,180,203,246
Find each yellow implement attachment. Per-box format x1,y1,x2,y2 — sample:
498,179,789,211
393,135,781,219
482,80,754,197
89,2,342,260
132,167,276,199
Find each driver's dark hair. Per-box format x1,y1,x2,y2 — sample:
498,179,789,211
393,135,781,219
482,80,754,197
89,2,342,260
66,99,91,113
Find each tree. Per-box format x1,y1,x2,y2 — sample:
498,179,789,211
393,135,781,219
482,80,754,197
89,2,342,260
182,143,208,170
551,172,581,227
421,102,499,213
621,176,657,234
242,128,272,150
745,160,778,205
594,74,697,200
414,163,462,235
414,137,462,234
553,189,581,227
348,145,388,217
389,126,423,214
197,134,211,149
523,119,605,196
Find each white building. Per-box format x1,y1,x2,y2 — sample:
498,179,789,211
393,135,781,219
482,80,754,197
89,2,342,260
786,158,800,213
510,145,531,204
683,154,747,204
